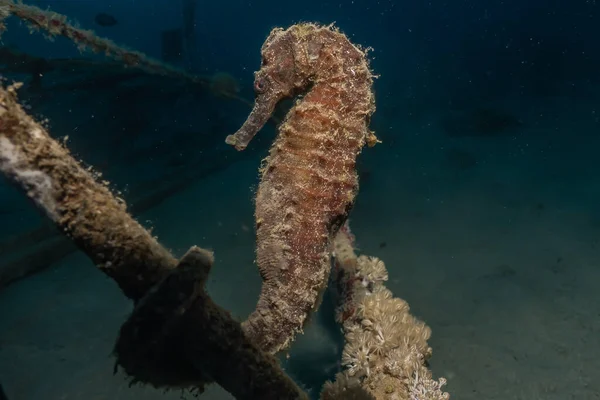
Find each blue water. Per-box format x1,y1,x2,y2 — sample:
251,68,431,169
1,0,599,399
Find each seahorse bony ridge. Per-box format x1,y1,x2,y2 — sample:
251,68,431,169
228,23,377,354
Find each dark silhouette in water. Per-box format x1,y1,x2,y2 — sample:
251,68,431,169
444,147,479,170
0,383,8,400
441,108,523,138
94,13,118,27
182,0,196,50
182,0,198,70
161,28,184,63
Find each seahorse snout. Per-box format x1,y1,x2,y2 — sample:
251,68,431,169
226,28,302,151
225,90,281,151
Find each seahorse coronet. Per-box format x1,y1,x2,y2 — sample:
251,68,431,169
230,22,377,354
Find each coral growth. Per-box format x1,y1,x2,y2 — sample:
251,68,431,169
324,225,450,400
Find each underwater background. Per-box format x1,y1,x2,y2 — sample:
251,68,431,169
1,0,599,398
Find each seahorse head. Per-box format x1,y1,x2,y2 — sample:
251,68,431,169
226,23,375,151
225,26,309,151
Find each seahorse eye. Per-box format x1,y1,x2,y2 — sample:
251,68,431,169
254,77,268,94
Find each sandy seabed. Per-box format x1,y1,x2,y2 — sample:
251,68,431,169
1,94,599,400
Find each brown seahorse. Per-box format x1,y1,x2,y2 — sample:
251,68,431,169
226,23,378,354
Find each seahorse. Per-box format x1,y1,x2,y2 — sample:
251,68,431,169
226,23,378,354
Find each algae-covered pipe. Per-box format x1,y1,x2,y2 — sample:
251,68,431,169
0,83,307,399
